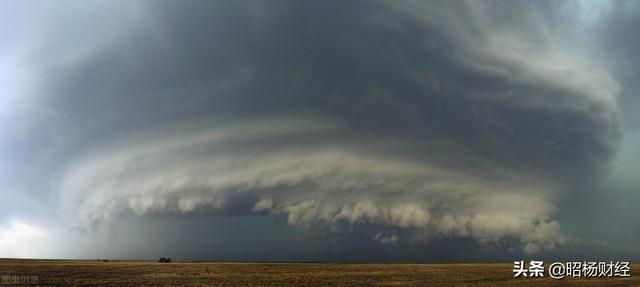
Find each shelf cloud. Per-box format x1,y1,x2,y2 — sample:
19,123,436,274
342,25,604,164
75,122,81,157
2,0,636,259
50,1,620,254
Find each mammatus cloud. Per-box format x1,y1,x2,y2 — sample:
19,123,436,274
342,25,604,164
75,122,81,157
49,1,621,254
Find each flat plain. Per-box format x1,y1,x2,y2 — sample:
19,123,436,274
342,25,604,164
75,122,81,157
0,259,639,286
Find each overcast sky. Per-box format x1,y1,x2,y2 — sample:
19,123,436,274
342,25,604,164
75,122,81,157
1,0,639,262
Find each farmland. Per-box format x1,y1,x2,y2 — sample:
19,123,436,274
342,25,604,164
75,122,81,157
0,259,638,286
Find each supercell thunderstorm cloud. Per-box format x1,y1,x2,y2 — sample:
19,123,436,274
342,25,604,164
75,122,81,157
1,1,639,261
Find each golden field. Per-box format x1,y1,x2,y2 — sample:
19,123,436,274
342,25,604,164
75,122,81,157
0,259,638,286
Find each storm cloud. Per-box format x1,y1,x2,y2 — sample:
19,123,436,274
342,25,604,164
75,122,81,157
1,0,634,260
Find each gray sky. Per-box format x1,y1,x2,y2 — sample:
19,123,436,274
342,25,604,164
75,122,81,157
0,0,639,262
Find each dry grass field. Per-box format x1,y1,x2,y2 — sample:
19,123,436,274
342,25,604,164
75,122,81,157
0,259,638,286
